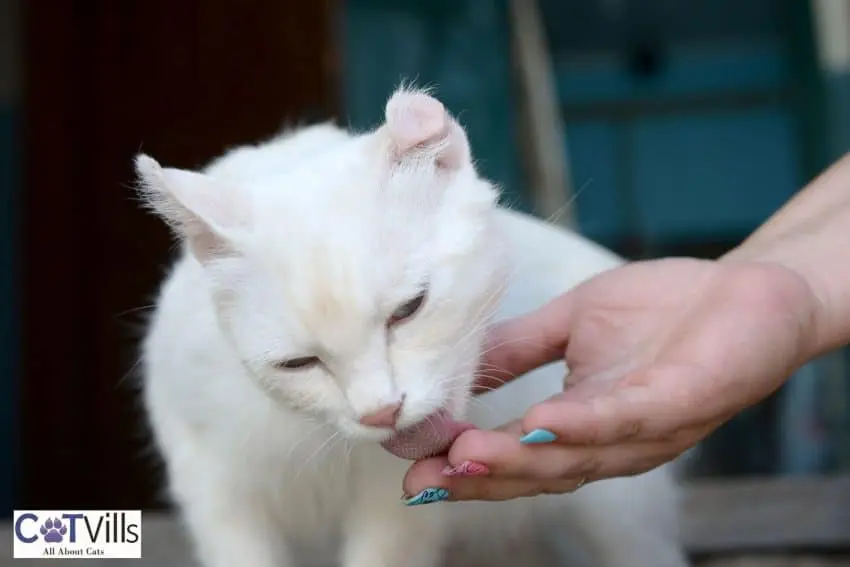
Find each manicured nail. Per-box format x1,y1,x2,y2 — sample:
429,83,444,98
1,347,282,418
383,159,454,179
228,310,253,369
442,460,490,477
519,428,557,444
403,487,450,506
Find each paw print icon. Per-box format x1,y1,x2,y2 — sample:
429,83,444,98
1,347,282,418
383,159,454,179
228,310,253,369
39,518,68,543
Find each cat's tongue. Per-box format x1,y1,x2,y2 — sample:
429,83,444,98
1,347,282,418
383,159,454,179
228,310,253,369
380,409,474,461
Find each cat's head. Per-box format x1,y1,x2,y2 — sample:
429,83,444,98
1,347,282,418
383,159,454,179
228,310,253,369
136,88,507,445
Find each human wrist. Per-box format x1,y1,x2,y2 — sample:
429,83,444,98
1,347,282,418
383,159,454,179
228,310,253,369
721,153,850,358
721,237,836,362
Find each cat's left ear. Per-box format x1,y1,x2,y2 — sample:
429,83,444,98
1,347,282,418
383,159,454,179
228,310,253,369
134,154,248,262
383,89,470,171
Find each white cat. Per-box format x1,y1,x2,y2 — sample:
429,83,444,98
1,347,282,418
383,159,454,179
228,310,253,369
136,87,689,567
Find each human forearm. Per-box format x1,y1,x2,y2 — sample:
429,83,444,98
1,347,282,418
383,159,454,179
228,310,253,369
723,153,850,357
739,153,850,249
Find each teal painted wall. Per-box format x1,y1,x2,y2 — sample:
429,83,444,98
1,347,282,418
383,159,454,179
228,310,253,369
824,69,850,471
557,42,803,246
826,71,850,159
342,0,528,212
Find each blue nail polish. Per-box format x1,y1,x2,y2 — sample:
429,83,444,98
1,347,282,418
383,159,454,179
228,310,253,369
404,487,450,506
519,428,557,444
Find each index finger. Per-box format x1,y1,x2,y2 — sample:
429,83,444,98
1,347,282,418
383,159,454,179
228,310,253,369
473,291,575,394
521,372,705,445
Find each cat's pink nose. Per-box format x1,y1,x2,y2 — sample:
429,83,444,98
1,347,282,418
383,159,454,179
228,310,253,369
359,401,403,429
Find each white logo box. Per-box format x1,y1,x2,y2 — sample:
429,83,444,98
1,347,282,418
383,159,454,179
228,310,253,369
12,510,143,559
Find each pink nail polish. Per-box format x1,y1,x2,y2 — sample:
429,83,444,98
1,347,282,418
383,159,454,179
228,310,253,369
442,460,490,477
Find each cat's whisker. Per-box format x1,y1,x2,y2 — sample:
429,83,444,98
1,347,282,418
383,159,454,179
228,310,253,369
446,262,522,349
475,362,517,373
284,421,335,462
544,178,594,226
441,266,525,357
441,377,493,403
448,284,540,356
447,384,492,405
342,439,354,468
472,370,514,385
446,311,498,355
117,357,144,389
474,369,524,387
477,334,553,358
469,383,506,393
474,366,518,380
279,421,336,502
466,267,519,323
113,304,158,320
293,430,340,484
464,396,496,416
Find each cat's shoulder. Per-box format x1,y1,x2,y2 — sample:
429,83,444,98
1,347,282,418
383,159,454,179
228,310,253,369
494,208,622,273
493,208,624,313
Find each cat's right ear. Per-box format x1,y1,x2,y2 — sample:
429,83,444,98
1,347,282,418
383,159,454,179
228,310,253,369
383,89,470,171
134,154,248,262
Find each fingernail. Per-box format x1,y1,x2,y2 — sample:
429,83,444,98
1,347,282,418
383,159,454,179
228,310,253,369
403,487,450,506
442,460,490,477
519,428,557,444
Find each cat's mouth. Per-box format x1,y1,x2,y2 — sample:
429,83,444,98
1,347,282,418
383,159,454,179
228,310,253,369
379,408,475,461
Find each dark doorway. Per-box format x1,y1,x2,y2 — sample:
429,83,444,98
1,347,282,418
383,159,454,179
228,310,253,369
19,0,340,511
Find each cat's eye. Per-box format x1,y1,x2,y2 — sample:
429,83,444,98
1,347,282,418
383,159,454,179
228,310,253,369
273,356,320,371
388,289,428,326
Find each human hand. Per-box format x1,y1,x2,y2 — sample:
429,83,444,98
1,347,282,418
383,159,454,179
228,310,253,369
402,257,820,502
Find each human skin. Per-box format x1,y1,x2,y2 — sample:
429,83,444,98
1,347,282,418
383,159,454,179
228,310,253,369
402,152,850,502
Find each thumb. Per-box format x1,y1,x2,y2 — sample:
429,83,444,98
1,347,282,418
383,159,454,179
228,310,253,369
473,291,575,394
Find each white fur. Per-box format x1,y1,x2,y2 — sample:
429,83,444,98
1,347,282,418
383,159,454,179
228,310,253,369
137,88,689,567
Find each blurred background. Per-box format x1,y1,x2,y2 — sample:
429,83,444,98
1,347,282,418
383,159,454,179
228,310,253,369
1,0,849,561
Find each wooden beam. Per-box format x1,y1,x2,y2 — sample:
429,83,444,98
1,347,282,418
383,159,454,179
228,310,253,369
507,0,577,228
683,474,850,554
